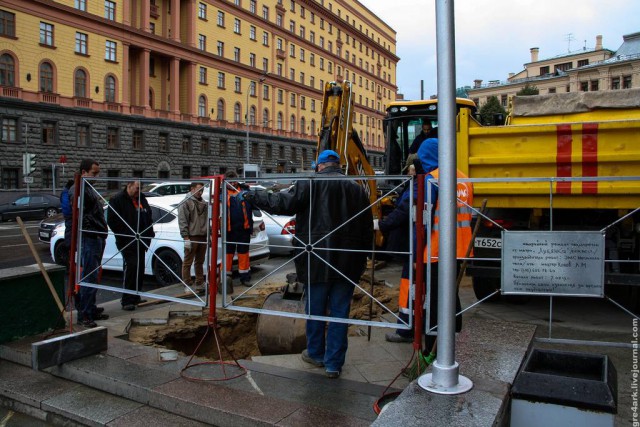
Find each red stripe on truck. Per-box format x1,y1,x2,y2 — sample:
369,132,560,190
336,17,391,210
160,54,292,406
582,123,598,194
556,124,573,194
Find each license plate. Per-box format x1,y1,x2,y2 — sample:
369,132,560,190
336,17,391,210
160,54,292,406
474,237,502,249
39,231,49,238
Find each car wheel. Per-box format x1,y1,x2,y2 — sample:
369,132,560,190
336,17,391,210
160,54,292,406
472,277,500,302
54,241,69,266
153,249,182,287
45,208,58,218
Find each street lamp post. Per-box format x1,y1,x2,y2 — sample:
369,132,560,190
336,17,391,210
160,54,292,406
245,76,267,164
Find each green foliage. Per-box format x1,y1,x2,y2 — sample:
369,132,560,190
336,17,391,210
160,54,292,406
516,84,539,96
479,96,507,126
456,86,471,98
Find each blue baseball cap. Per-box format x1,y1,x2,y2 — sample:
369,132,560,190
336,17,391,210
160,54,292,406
317,150,340,165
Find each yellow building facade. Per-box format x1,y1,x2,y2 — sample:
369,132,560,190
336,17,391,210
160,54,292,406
0,0,397,153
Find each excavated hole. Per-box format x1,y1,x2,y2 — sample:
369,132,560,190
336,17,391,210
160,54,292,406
126,281,399,361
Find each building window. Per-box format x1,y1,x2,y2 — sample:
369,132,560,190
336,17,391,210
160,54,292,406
310,31,315,44
41,121,56,145
290,93,296,107
104,0,116,20
289,44,295,57
217,99,225,120
310,119,316,135
611,77,620,90
149,22,155,34
250,0,256,13
276,14,282,27
105,75,116,102
132,170,144,178
276,63,282,76
234,76,241,93
539,66,549,75
234,18,241,34
219,138,227,155
311,99,316,112
182,166,191,179
234,47,240,61
263,31,269,46
310,76,315,88
158,133,169,152
250,25,256,40
217,41,224,56
198,2,207,19
262,85,269,100
105,40,117,61
252,142,259,157
182,135,191,154
300,117,306,134
0,11,15,38
300,95,305,109
198,34,206,50
249,81,256,96
554,62,572,72
262,5,269,20
580,81,588,92
249,53,256,67
577,59,589,67
319,57,324,70
266,144,272,159
289,67,295,80
133,130,144,150
249,106,256,125
75,0,87,11
1,117,17,143
75,32,88,55
199,66,207,84
310,53,315,66
40,22,54,46
623,75,632,89
277,112,283,130
236,141,243,157
198,95,207,117
548,88,556,94
262,108,269,126
74,69,87,98
200,166,209,176
277,89,283,104
217,11,225,26
106,127,119,149
319,36,324,48
0,54,15,87
300,26,305,39
39,62,54,93
289,20,295,33
234,102,241,122
77,124,90,146
201,137,210,155
217,72,225,88
1,168,19,189
262,57,268,72
300,49,305,62
590,80,599,91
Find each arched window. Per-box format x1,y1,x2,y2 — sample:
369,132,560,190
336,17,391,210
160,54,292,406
105,75,116,102
300,117,306,134
249,106,256,125
40,62,54,93
233,102,241,123
74,69,87,98
217,99,225,120
198,95,207,117
0,54,15,87
290,115,296,132
277,112,283,130
310,119,316,136
262,108,269,127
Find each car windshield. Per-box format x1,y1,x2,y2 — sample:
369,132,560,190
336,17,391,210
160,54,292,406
140,183,157,192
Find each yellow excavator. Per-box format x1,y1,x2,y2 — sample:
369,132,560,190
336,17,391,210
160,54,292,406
256,81,386,354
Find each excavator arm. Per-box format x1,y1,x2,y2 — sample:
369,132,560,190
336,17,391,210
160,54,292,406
317,81,381,227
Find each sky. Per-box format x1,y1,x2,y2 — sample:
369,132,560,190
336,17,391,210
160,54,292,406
360,0,640,100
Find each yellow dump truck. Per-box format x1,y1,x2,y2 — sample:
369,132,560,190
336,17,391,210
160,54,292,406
384,89,640,309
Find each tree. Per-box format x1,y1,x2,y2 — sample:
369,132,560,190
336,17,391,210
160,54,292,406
479,96,507,126
516,83,539,96
456,86,471,98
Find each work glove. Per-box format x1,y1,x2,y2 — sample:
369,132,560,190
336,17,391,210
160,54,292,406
373,219,379,231
184,239,191,251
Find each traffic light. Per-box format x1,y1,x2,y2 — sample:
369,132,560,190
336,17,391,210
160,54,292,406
23,153,37,175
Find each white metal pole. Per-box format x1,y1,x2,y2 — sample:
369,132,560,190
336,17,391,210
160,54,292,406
419,0,473,395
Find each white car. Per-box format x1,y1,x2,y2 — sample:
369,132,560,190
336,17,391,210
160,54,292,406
141,181,192,197
49,195,270,286
256,211,296,255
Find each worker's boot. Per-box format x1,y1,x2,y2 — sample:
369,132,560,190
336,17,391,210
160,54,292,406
226,274,234,294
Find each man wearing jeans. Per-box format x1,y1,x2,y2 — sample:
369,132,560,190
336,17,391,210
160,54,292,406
178,182,208,293
242,150,373,378
70,159,109,328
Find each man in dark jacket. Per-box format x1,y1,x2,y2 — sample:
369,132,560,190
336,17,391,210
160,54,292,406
69,159,109,328
242,150,373,378
107,180,155,311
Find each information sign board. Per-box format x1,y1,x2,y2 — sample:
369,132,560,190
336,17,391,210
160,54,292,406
501,231,604,297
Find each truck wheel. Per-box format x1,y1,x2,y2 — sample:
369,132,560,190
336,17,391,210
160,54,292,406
472,277,500,302
153,249,182,287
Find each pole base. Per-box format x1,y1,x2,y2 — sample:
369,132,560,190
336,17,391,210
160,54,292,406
417,373,473,395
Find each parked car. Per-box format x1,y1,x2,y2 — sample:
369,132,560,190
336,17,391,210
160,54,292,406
255,211,296,255
49,195,270,286
141,181,192,197
38,213,64,244
0,193,60,222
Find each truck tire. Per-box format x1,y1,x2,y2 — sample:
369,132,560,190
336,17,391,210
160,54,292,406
153,249,182,287
472,277,500,302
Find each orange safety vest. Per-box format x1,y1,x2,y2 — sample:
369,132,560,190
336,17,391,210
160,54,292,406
424,168,474,263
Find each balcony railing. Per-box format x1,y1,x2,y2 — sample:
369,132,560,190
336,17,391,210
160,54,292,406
1,86,20,98
74,97,92,108
131,106,145,115
40,92,59,104
105,102,121,112
276,49,286,60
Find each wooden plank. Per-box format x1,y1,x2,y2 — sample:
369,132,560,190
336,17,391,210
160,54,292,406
31,327,108,370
